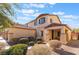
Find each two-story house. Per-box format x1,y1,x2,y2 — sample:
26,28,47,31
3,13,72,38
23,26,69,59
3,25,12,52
26,14,72,44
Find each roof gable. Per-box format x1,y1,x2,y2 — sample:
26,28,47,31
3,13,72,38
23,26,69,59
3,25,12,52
26,14,62,25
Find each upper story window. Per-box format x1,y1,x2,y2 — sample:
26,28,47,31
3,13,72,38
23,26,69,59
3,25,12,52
39,17,45,24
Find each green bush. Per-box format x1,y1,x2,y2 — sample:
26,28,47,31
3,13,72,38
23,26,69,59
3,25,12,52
36,37,43,43
6,44,28,55
28,37,35,42
29,41,35,46
10,38,18,42
19,38,35,46
19,38,29,44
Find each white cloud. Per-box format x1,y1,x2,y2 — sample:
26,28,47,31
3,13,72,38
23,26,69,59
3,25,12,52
22,9,35,14
53,11,65,15
48,3,56,5
22,10,40,17
32,13,41,17
29,4,45,8
52,11,79,20
16,17,32,20
62,15,79,19
24,12,41,17
36,10,39,12
15,8,21,12
15,8,39,15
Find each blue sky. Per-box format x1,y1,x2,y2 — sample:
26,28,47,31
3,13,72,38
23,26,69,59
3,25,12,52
12,3,79,29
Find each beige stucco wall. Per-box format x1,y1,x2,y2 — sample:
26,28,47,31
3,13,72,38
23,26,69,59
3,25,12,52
6,27,36,41
46,15,61,24
34,15,61,28
27,15,61,29
71,32,78,40
33,15,61,39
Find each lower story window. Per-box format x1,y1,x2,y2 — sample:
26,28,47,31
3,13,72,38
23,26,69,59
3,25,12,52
41,31,43,37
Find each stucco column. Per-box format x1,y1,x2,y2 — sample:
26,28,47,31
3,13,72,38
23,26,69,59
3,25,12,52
60,28,67,44
43,29,49,42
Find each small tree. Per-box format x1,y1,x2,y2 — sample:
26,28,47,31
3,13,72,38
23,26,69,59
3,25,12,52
6,44,28,55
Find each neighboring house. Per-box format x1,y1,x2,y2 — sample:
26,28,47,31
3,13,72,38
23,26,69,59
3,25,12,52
26,14,72,44
2,23,36,41
72,31,79,40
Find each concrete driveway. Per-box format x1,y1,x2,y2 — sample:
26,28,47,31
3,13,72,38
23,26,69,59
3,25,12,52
61,45,79,55
55,40,79,55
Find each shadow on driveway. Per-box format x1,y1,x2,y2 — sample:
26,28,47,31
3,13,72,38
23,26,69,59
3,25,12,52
55,49,75,55
67,40,79,48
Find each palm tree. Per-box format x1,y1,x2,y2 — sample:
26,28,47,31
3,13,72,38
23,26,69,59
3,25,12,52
0,3,14,32
0,3,17,40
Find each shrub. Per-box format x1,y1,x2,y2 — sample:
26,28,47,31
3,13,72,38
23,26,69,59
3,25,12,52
28,41,35,46
28,37,35,42
36,41,42,44
36,37,42,41
36,37,43,44
10,38,19,43
47,40,62,51
19,38,29,44
18,37,35,45
6,44,28,55
27,44,52,55
8,38,19,45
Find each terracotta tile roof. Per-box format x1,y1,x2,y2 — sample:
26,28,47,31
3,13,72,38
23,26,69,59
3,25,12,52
12,23,35,30
45,23,72,30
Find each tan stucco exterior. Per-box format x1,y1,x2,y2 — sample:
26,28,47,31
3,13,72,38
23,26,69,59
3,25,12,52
4,27,36,41
26,14,72,44
71,32,79,40
3,14,72,44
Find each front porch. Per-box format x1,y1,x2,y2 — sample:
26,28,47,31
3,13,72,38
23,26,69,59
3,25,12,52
43,26,70,44
49,29,61,40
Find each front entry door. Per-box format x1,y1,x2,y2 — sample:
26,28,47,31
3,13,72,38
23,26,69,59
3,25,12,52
52,30,60,40
52,30,54,39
